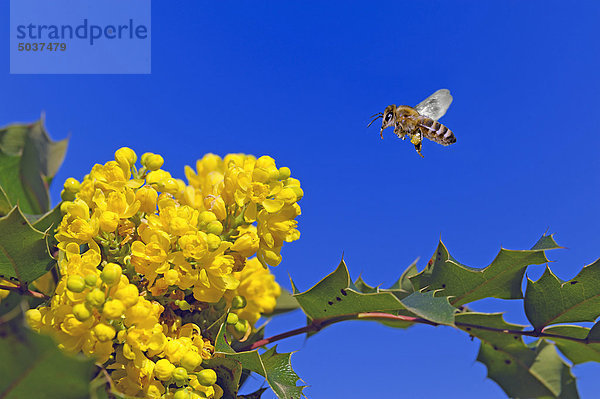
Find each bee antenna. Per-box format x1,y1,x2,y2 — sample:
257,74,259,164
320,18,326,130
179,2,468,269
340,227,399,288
369,112,383,118
367,113,383,128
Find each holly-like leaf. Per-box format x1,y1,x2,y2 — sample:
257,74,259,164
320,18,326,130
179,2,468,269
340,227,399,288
0,322,95,398
0,185,12,216
401,291,455,326
262,289,299,317
203,357,243,399
387,258,419,294
455,313,578,398
479,340,578,399
410,235,560,306
0,206,53,285
292,259,406,320
524,260,600,329
543,325,600,364
0,119,68,215
214,324,305,399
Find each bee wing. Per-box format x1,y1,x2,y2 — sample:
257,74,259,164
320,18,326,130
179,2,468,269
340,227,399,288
414,89,453,120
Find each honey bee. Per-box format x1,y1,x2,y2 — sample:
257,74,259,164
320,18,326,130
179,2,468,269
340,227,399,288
368,89,456,157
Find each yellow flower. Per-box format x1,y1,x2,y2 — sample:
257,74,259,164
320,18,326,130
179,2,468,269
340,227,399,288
225,258,281,326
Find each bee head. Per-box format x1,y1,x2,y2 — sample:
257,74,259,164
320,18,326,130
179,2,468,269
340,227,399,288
381,105,397,131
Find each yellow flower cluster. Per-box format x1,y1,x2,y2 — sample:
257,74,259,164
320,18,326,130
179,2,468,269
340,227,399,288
26,148,302,399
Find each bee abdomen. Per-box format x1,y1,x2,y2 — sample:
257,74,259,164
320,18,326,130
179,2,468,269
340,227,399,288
418,118,456,146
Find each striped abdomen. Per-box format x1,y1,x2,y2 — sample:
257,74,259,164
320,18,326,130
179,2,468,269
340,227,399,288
417,117,456,146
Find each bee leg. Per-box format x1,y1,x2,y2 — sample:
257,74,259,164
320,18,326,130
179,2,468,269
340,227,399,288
410,131,424,158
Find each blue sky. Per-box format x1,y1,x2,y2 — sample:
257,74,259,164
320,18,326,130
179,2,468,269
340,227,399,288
3,1,600,397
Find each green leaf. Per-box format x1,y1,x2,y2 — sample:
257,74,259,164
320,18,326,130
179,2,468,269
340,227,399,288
214,323,304,399
387,258,419,293
401,291,455,326
0,119,68,215
455,313,578,398
351,275,378,293
0,185,12,216
479,340,578,399
524,260,600,329
292,259,406,320
0,206,53,285
262,288,299,317
543,325,600,364
203,357,243,399
410,235,560,306
0,323,95,399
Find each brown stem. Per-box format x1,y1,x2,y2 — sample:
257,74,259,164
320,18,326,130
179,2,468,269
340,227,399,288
242,312,600,351
0,284,49,300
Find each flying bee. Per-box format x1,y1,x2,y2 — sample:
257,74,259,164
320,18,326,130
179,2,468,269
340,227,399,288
368,89,456,158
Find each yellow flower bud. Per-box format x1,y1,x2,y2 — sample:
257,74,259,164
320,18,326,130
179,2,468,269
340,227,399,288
93,323,116,342
164,269,179,286
231,295,246,309
278,167,291,180
226,313,238,325
66,275,86,293
206,233,221,251
155,358,176,381
291,186,304,201
72,303,92,321
101,263,122,286
196,369,217,386
206,196,226,220
231,233,259,257
163,178,180,194
115,147,137,168
198,211,217,225
25,309,42,329
135,185,158,214
180,351,203,372
206,221,223,235
84,273,98,287
172,367,189,385
60,189,76,201
173,389,191,399
144,153,164,171
234,320,249,335
98,210,119,232
102,299,125,319
63,177,81,193
114,284,139,307
86,288,106,308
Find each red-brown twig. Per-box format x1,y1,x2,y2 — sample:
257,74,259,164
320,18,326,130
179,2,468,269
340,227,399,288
0,283,49,300
241,312,600,351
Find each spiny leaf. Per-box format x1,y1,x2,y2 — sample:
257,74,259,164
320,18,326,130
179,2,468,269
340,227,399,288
387,258,419,293
0,321,95,399
0,185,12,216
351,275,378,294
0,119,68,215
456,312,526,350
543,325,600,364
455,313,578,398
477,340,578,399
203,357,243,399
524,260,600,329
292,259,406,320
261,289,299,317
0,206,53,285
214,324,305,399
410,234,560,306
401,291,455,326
